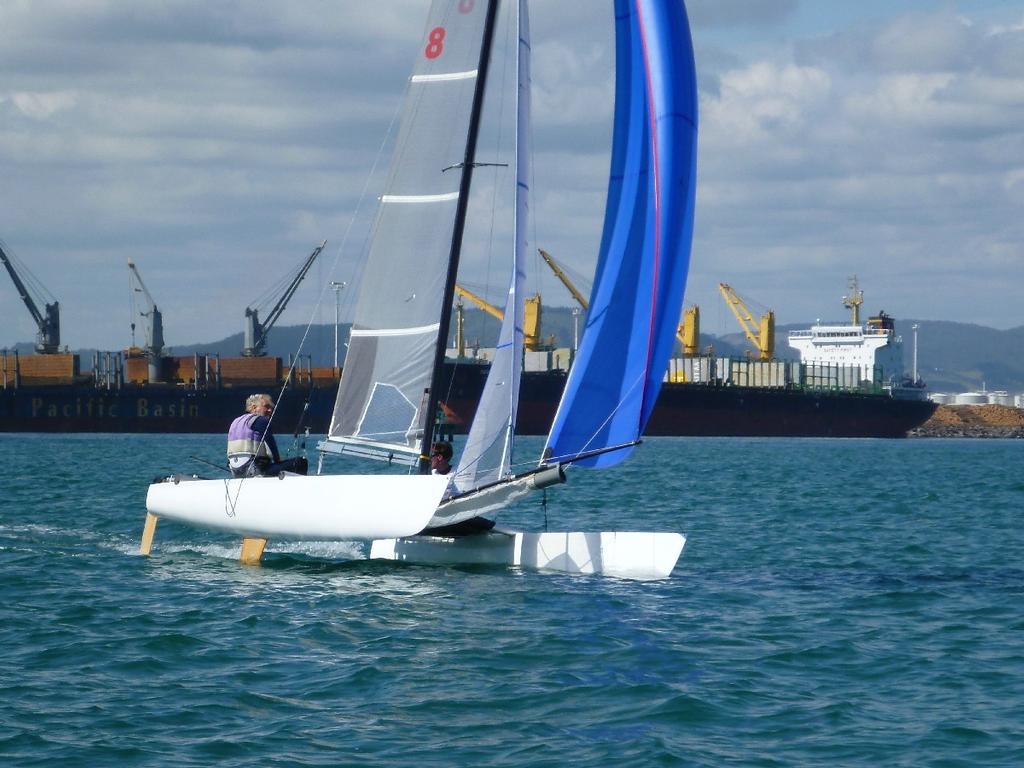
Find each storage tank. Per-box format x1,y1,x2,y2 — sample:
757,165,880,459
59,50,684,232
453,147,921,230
929,393,952,405
955,392,989,405
988,391,1013,406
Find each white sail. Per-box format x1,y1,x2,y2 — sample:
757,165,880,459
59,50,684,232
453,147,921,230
449,0,530,496
326,0,492,462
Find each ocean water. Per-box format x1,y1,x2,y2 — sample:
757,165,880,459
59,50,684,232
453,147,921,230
1,433,1023,767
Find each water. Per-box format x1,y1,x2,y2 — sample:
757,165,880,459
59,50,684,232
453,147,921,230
2,433,1023,766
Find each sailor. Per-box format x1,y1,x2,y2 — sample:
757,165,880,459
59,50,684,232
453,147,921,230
227,393,308,478
430,441,453,475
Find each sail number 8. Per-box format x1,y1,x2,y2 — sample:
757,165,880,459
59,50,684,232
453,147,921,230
425,27,446,59
424,1,475,59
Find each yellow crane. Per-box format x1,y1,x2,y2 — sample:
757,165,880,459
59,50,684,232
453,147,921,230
454,284,543,351
538,248,700,356
538,249,589,310
718,283,774,361
679,305,700,357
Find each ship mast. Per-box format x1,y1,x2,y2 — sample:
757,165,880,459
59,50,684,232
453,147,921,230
843,275,864,326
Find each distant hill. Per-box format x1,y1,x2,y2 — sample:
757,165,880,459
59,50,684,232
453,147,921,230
7,311,1024,393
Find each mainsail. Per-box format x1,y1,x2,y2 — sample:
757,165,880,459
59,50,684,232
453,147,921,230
451,0,530,493
326,0,495,463
544,0,698,469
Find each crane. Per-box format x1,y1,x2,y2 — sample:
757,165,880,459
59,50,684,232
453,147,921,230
0,241,61,353
537,247,700,355
128,259,165,382
242,241,326,357
718,283,775,361
453,284,543,351
538,248,588,310
679,305,700,357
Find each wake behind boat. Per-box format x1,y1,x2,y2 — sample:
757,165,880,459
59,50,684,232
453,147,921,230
141,0,698,580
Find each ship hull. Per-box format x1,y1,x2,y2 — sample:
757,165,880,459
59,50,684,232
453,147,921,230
0,384,336,433
0,365,935,438
442,368,938,439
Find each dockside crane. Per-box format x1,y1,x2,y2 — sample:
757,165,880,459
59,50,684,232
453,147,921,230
538,248,588,310
242,241,326,357
0,241,61,353
718,282,775,361
128,259,165,382
453,284,543,351
538,247,700,355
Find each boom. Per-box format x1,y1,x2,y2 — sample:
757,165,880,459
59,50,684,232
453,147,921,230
243,241,326,357
538,249,588,310
0,242,61,353
718,283,774,361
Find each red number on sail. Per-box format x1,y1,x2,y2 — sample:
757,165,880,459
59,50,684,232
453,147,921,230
459,0,475,12
425,27,446,59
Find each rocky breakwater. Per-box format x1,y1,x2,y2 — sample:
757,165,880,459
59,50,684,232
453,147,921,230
910,404,1024,438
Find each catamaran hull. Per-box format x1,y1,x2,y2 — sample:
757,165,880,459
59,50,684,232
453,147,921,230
370,529,685,580
146,473,450,540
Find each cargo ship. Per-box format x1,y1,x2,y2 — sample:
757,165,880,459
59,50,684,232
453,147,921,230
1,343,935,438
2,235,934,437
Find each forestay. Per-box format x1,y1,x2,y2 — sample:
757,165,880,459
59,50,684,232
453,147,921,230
450,0,530,495
326,0,491,463
544,0,698,469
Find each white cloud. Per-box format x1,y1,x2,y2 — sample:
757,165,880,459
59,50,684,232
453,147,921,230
11,90,79,119
0,2,1022,350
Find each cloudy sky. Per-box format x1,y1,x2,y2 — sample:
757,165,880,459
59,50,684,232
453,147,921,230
1,0,1022,353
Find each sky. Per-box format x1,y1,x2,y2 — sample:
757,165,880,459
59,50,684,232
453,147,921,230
1,0,1022,352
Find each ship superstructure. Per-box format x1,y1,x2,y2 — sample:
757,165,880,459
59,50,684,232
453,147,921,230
787,277,905,387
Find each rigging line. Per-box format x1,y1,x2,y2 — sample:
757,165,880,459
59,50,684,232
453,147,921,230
227,74,405,506
443,0,517,413
272,76,406,422
553,367,647,463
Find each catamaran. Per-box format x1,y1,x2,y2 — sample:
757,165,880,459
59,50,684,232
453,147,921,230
141,0,698,579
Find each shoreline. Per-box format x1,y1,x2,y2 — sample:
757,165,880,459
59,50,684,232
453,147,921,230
909,404,1024,438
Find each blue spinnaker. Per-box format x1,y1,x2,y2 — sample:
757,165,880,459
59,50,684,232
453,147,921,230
544,0,698,468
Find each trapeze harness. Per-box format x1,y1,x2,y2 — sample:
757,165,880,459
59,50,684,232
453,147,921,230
226,413,277,477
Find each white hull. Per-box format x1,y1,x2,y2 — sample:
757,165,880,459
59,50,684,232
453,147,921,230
146,473,450,540
429,475,535,527
370,529,685,580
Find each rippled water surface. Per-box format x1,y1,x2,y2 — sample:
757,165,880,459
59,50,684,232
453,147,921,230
2,434,1023,766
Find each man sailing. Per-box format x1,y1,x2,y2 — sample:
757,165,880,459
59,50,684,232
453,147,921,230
227,393,308,477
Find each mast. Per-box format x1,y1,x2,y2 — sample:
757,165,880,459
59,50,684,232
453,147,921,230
418,0,501,474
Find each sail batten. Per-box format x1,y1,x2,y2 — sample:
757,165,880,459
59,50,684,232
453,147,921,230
328,0,495,457
381,193,460,204
411,69,478,82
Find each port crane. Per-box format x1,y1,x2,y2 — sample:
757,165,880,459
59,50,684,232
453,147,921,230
453,284,543,352
718,282,775,361
242,241,326,357
128,259,165,382
537,248,700,356
0,241,61,353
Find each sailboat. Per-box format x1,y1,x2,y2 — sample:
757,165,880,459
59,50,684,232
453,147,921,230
141,0,698,580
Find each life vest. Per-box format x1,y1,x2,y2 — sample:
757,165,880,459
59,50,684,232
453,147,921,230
226,414,273,461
